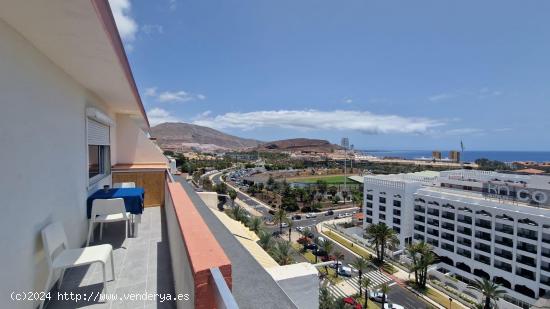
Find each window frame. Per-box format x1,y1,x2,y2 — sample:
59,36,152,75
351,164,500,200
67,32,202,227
86,116,112,186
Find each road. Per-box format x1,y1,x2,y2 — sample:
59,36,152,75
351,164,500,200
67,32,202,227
209,171,430,308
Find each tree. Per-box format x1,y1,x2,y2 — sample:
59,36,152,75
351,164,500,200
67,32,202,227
319,239,334,272
215,182,228,195
258,230,272,250
270,241,294,265
351,257,369,296
274,209,288,235
380,283,390,307
365,223,399,264
201,177,213,191
248,217,262,234
342,190,349,204
231,205,245,221
328,186,338,197
319,285,335,309
266,175,276,191
316,179,328,196
406,241,436,288
333,251,345,278
287,219,294,242
228,189,237,207
362,277,372,307
467,278,506,309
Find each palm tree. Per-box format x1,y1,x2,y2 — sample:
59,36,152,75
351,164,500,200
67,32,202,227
467,278,506,309
274,209,288,235
231,205,245,221
248,216,263,234
228,188,237,207
406,241,435,288
287,219,294,242
362,277,371,307
380,283,390,307
319,238,334,271
333,251,345,278
351,257,369,296
270,240,294,265
365,223,399,264
258,230,272,250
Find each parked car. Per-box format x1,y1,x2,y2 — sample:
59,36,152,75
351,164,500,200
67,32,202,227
305,243,318,250
344,212,352,217
325,210,334,216
291,214,302,220
336,213,345,219
280,222,289,228
369,291,384,302
384,303,404,309
305,213,317,218
342,297,362,309
329,261,343,269
296,226,305,232
272,231,283,237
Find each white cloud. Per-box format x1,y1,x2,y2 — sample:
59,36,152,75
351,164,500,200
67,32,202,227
109,0,138,43
144,87,205,103
142,24,164,35
193,110,444,134
147,108,181,126
444,128,485,135
478,87,502,99
429,93,455,102
342,98,353,104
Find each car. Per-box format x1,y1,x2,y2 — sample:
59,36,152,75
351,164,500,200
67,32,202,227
336,213,345,219
383,303,404,309
344,212,352,217
328,261,343,269
305,213,317,218
280,222,289,228
317,236,325,243
296,226,305,232
292,214,302,220
342,297,362,309
325,210,334,216
338,266,353,277
369,291,384,302
305,243,318,250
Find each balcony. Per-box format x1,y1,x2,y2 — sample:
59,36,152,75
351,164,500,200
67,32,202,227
414,224,425,232
474,243,491,254
475,219,492,230
442,212,455,220
427,209,439,217
495,237,513,247
494,249,512,260
441,243,454,253
516,268,536,281
457,227,472,236
414,205,425,213
414,215,425,223
457,248,471,258
517,242,537,254
517,255,537,268
457,216,472,224
495,224,514,235
441,233,454,242
494,261,512,272
517,228,538,241
427,219,439,227
441,223,454,231
475,231,491,242
427,228,439,237
474,254,491,265
457,237,471,247
46,175,299,309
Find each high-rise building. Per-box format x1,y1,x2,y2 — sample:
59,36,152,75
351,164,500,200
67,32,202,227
363,169,550,308
432,151,442,160
449,150,461,162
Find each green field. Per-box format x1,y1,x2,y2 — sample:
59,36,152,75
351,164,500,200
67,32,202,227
287,175,355,184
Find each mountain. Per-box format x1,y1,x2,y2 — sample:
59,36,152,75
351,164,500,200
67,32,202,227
256,138,342,153
150,122,261,151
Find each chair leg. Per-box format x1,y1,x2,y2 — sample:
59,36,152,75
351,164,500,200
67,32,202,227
102,262,107,293
86,221,94,246
100,222,104,241
58,268,65,289
125,220,128,240
110,250,115,281
39,270,53,309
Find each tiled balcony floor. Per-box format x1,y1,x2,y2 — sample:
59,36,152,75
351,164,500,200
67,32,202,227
46,207,176,309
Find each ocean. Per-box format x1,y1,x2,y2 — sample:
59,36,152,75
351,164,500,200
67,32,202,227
361,150,550,163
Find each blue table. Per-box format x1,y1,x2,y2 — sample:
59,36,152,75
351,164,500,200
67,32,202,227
87,188,145,218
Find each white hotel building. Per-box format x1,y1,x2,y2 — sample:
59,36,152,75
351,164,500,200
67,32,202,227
363,169,550,308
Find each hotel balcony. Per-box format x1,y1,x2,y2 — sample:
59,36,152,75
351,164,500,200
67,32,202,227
45,175,298,309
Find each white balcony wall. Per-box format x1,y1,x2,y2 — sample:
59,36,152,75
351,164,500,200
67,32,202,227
0,17,117,308
115,114,167,164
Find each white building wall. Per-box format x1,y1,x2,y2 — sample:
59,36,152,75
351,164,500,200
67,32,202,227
0,18,117,308
115,114,166,164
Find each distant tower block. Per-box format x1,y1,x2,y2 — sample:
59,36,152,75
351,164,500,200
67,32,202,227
449,150,461,163
432,151,442,160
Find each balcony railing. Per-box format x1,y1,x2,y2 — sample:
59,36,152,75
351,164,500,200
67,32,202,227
495,225,514,235
517,256,537,268
474,254,490,265
442,233,454,242
517,242,537,254
495,237,513,247
475,219,492,230
457,238,471,247
442,212,455,220
494,262,512,272
518,229,538,241
494,250,512,260
516,269,535,281
457,216,472,224
442,223,454,231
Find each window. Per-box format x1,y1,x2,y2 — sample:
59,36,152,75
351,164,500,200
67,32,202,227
367,210,373,216
379,197,386,204
393,209,401,216
393,200,401,207
367,194,373,201
88,145,110,179
379,214,386,220
366,202,373,208
87,118,111,183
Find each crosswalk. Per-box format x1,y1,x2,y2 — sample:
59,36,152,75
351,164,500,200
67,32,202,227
327,270,393,299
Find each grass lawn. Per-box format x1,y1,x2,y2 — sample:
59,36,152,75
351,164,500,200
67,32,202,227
324,230,398,274
425,287,463,309
287,175,352,184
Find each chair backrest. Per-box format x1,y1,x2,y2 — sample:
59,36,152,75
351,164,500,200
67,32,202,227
91,198,128,219
113,182,135,188
41,222,68,266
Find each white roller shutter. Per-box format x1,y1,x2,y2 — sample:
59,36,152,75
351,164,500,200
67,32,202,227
87,118,110,145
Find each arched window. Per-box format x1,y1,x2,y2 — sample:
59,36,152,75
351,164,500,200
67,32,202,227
474,269,490,280
518,218,538,226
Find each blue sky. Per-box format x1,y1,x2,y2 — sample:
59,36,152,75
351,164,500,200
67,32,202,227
110,0,550,151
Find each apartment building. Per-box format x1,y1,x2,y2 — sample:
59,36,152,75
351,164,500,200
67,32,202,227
363,169,550,308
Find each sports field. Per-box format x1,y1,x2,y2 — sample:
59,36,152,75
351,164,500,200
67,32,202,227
287,175,356,184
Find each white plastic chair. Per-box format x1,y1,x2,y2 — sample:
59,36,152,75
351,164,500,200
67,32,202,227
40,222,114,309
87,198,130,246
113,182,136,188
